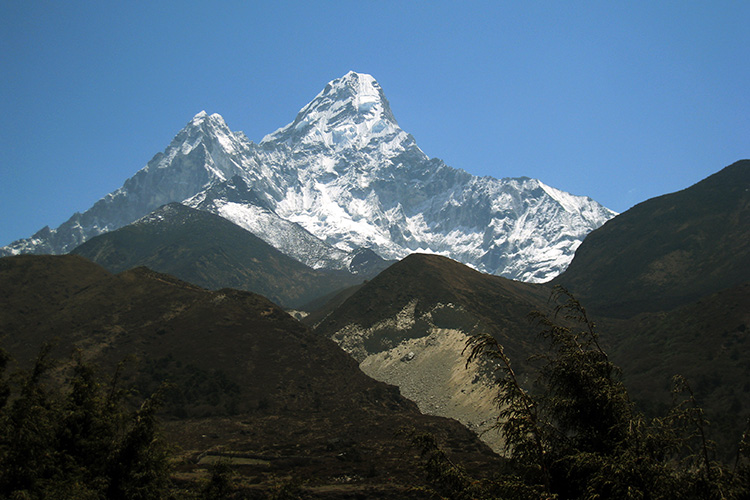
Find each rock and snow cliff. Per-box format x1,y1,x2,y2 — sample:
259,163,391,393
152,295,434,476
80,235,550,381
1,71,616,282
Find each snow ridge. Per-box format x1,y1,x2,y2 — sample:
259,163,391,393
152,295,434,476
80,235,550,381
1,71,616,281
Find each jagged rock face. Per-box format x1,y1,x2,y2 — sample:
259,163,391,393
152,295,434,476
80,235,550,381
0,112,250,256
2,71,615,281
184,177,353,271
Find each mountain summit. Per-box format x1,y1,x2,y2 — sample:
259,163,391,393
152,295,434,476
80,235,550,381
263,71,403,151
1,72,616,281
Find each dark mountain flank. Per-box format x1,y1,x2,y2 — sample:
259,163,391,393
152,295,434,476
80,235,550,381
70,203,364,308
313,253,550,363
554,160,750,317
607,282,750,409
548,160,750,454
0,254,500,494
0,253,359,413
312,253,552,451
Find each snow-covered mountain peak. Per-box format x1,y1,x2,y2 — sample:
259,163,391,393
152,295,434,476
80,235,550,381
185,111,232,135
191,110,209,122
2,72,617,283
261,71,404,151
163,111,252,183
335,71,389,112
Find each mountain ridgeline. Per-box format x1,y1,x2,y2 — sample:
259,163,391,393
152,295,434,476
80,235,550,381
70,202,389,308
554,160,750,450
1,71,615,282
1,67,748,497
553,159,750,316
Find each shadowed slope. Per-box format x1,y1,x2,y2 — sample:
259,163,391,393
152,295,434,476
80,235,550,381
314,253,550,363
313,253,552,451
554,160,750,316
71,203,363,308
550,160,750,454
0,254,501,492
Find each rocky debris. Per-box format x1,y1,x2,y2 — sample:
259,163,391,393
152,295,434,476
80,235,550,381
360,328,503,453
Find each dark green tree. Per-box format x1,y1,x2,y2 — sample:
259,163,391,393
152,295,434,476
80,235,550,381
200,459,236,500
106,391,171,500
0,344,60,497
464,335,552,498
464,287,750,499
0,347,173,500
43,354,135,498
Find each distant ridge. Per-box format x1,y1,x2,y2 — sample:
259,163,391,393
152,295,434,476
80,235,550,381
70,202,371,308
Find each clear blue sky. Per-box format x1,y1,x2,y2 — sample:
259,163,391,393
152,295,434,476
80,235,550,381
1,1,747,246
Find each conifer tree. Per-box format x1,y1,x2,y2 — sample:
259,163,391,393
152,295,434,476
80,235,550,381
106,391,171,500
0,344,59,497
0,347,173,500
464,287,750,499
